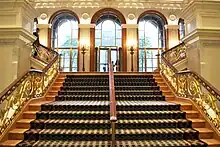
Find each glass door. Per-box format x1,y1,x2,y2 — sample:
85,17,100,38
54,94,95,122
97,46,119,72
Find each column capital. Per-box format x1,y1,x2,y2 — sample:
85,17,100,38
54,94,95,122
78,24,96,28
122,24,138,28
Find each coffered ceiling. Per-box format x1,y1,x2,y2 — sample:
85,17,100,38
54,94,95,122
28,0,185,9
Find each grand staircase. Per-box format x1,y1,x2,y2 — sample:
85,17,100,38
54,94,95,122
1,73,220,147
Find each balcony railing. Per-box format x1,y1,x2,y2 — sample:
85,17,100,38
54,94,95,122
0,42,59,135
161,43,220,133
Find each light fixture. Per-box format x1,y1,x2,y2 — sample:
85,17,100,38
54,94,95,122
80,39,89,72
127,39,136,72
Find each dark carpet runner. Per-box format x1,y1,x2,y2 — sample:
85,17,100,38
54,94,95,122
16,74,207,146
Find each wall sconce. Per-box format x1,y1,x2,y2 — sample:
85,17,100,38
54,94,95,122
127,39,136,72
80,39,89,72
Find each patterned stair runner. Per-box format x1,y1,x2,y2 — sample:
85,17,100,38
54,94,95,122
114,75,207,147
15,74,208,147
16,75,112,146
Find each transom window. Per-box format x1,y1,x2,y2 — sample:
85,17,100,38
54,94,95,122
95,17,122,47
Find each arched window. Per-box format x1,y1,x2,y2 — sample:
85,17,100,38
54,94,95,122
138,12,166,72
178,18,185,41
50,11,79,72
95,18,122,47
95,14,122,72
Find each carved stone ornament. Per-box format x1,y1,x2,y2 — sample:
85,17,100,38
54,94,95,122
169,14,176,21
40,13,48,20
128,13,135,20
82,13,90,20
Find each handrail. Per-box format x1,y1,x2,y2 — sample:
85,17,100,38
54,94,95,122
161,42,220,133
108,49,117,146
0,41,59,135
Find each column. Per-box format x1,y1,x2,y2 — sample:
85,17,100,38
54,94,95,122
122,24,138,72
181,0,220,89
79,24,94,72
0,0,37,92
165,25,180,49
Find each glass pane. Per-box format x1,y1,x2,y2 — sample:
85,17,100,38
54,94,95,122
139,31,144,40
95,29,101,38
100,50,108,64
146,58,153,68
116,39,121,47
146,50,153,59
145,21,159,48
71,39,78,48
101,20,115,46
95,39,101,47
139,49,145,72
147,68,153,72
138,21,144,31
116,30,122,38
139,39,144,48
100,64,108,72
72,29,78,38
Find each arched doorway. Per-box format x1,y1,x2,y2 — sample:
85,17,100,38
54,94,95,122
49,10,79,72
138,11,167,72
90,8,127,72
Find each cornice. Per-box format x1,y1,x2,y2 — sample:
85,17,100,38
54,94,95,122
183,28,220,44
0,27,36,44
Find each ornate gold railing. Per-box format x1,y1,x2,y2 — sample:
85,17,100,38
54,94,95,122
33,40,56,64
0,43,59,135
161,43,220,133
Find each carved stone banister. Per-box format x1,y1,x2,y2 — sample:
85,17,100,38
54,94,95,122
161,42,220,134
0,41,59,135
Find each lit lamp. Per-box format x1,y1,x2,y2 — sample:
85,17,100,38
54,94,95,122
80,39,89,72
127,40,136,72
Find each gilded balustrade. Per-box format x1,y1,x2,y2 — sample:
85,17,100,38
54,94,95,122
161,43,220,133
0,44,59,135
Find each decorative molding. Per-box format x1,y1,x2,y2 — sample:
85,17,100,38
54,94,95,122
40,13,48,20
121,24,138,28
29,0,184,10
0,27,36,44
81,13,90,20
183,28,220,45
128,13,136,20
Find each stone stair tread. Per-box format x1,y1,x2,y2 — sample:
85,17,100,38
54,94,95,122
201,139,220,145
30,101,51,105
17,119,35,123
9,128,29,133
0,140,22,146
184,110,199,114
38,110,109,114
117,101,179,106
188,118,206,123
194,128,213,133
